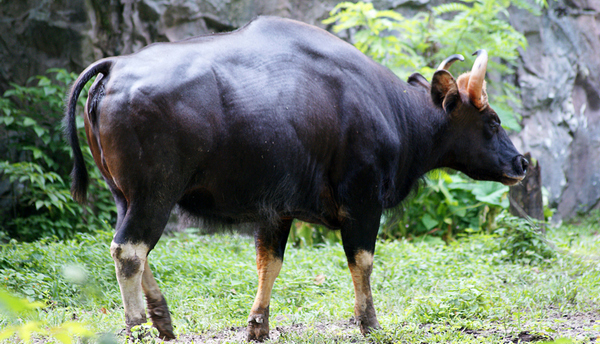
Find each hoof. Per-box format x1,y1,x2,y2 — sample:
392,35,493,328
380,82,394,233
147,296,175,340
247,313,270,341
154,321,175,340
125,314,147,335
356,315,381,335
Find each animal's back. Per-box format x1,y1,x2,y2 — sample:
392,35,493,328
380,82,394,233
90,16,401,228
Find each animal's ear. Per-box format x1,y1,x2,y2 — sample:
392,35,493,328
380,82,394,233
407,73,430,89
431,70,462,115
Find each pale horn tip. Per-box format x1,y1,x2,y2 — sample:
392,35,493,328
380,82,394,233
436,54,465,71
472,49,488,58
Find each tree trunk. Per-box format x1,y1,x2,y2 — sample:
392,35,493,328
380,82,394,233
509,152,545,232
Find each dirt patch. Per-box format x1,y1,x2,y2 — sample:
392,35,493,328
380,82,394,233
160,309,599,343
174,318,360,343
461,309,600,343
511,331,552,343
514,309,599,343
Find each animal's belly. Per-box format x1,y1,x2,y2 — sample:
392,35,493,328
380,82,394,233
176,180,344,229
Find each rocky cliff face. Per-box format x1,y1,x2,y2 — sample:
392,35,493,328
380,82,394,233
0,0,340,92
510,0,600,220
1,0,598,220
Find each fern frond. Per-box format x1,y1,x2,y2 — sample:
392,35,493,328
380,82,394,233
433,3,471,15
375,10,405,21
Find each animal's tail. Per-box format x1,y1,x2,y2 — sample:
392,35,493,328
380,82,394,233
64,58,113,204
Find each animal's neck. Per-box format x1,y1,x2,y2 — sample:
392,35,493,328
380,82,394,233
416,106,453,173
386,85,452,207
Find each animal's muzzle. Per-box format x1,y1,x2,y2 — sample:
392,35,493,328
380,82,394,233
500,155,529,186
514,155,529,176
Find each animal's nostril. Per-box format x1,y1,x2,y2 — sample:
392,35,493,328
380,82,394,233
520,156,529,174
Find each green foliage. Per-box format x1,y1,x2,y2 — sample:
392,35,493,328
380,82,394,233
409,283,494,323
565,208,600,229
0,231,117,307
128,323,162,343
494,213,556,264
381,171,509,241
323,3,427,75
0,289,92,343
540,339,575,344
289,220,341,247
0,69,115,241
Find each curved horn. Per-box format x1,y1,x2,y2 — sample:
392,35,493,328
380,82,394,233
437,54,465,71
467,49,488,109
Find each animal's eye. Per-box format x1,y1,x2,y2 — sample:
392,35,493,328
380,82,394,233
490,121,500,132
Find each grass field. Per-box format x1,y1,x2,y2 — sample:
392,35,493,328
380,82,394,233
0,213,599,343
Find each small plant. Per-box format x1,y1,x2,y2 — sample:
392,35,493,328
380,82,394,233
494,213,556,263
128,323,164,343
0,289,92,343
409,283,495,323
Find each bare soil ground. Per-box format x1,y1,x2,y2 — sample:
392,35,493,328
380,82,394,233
166,309,600,343
476,309,600,343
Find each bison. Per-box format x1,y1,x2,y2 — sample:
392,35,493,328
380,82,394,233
65,16,527,341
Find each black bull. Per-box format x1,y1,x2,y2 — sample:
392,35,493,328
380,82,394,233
65,16,527,341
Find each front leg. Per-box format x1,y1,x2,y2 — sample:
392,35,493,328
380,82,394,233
341,205,382,334
247,256,279,341
247,219,292,341
347,250,380,333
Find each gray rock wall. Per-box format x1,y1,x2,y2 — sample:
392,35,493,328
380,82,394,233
0,0,89,93
0,0,340,91
510,0,600,220
1,0,598,220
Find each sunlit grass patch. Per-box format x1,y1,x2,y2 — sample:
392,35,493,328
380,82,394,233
0,221,599,343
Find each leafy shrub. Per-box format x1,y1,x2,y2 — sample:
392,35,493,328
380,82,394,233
0,69,115,241
381,171,509,241
289,220,342,247
494,213,556,264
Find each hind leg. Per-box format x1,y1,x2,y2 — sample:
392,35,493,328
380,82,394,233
142,260,175,339
108,184,127,231
247,219,292,341
110,202,174,339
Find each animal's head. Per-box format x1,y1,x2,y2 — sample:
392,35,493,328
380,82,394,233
427,50,528,185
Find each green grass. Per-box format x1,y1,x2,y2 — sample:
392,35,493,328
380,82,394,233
0,214,599,343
